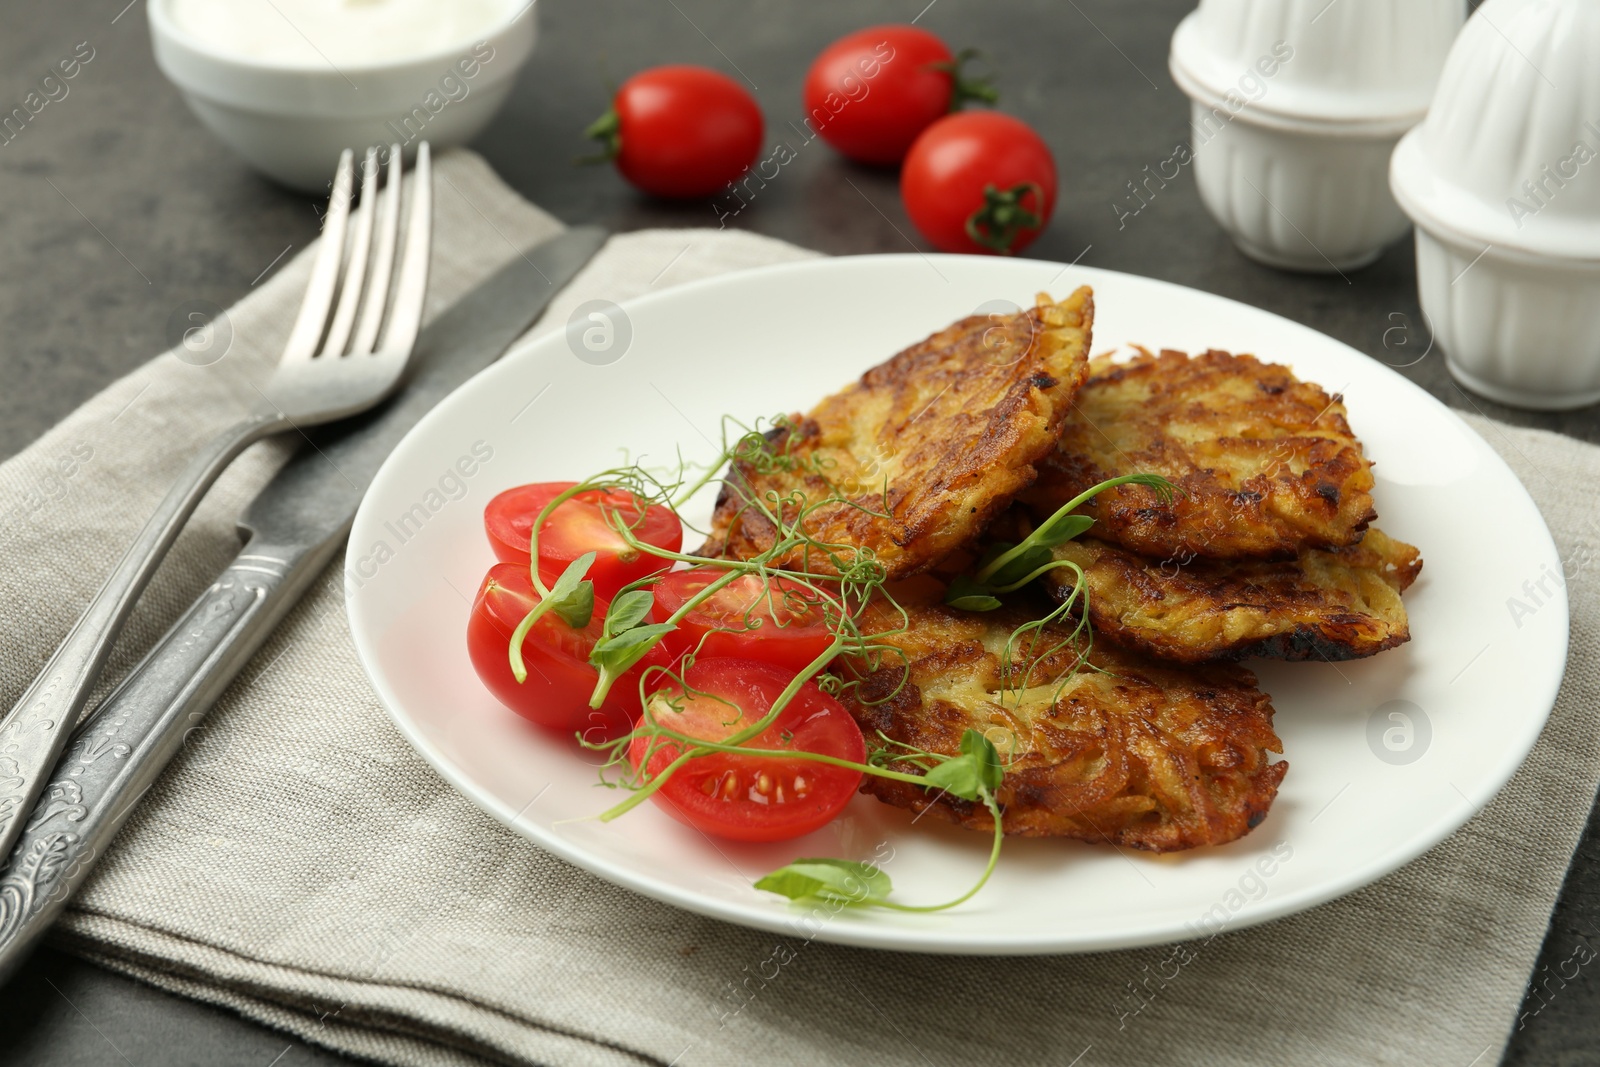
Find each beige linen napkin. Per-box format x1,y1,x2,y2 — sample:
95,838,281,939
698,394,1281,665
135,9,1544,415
2,150,1594,1067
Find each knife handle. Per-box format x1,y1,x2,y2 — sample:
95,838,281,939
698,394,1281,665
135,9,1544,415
0,536,333,982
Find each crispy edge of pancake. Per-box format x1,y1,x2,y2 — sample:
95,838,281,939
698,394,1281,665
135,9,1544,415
1024,347,1377,561
695,289,1093,578
1039,528,1423,664
838,582,1286,853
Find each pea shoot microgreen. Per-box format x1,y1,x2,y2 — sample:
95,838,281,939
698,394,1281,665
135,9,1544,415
943,472,1180,612
942,471,1180,701
507,551,596,683
497,416,1173,913
757,730,1006,912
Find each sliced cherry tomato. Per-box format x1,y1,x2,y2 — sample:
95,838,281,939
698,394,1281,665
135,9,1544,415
803,25,995,166
587,65,763,199
484,481,682,602
467,563,668,742
650,566,837,673
629,659,865,842
901,111,1058,255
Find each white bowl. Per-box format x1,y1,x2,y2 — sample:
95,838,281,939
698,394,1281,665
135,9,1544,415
148,0,536,192
1390,0,1600,409
1170,0,1464,272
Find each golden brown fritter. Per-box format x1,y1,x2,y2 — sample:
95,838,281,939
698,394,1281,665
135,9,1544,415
1039,527,1422,664
697,289,1094,578
1022,347,1377,561
838,580,1286,852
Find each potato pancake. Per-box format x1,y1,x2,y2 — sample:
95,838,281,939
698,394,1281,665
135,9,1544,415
1040,527,1422,664
1022,347,1377,561
839,580,1286,852
697,289,1094,578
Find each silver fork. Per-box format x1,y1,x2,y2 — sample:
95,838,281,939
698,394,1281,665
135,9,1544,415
0,143,432,861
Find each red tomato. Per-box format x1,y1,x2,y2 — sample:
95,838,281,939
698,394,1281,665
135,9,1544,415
588,65,763,199
467,563,668,741
901,111,1058,255
650,567,838,673
804,25,995,166
628,659,865,842
484,481,682,602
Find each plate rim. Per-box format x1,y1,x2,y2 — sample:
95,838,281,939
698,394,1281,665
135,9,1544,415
347,251,1570,955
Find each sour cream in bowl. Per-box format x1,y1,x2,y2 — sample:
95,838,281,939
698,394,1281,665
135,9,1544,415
149,0,535,191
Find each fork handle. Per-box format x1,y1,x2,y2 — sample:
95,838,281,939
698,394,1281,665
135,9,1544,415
0,412,285,865
0,531,330,983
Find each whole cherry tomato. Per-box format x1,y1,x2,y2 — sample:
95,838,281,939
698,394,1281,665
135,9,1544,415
587,65,762,199
901,111,1058,255
803,25,995,166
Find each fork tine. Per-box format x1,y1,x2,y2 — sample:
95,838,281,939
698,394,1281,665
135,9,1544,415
281,149,355,363
319,147,380,359
375,141,432,357
350,144,403,357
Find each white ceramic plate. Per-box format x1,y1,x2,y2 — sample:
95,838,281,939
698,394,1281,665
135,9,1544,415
346,254,1567,955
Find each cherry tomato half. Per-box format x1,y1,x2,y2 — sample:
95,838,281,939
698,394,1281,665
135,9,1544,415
484,481,682,602
588,65,763,199
803,25,995,166
467,563,668,742
901,111,1058,255
628,658,865,842
650,566,838,673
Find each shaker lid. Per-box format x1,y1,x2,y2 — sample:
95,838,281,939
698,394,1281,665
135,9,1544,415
1390,0,1600,261
1169,0,1462,130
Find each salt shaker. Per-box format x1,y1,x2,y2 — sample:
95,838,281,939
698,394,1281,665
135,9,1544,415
1390,0,1600,410
1169,0,1464,272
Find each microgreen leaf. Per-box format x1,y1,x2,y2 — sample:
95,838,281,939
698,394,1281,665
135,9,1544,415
591,622,674,673
1031,512,1096,547
943,574,1003,612
551,584,596,629
508,552,596,682
974,542,1015,571
754,858,893,907
984,544,1054,590
971,473,1178,593
546,552,598,629
1117,472,1182,502
961,728,1004,794
587,622,675,708
918,729,1003,801
604,589,655,637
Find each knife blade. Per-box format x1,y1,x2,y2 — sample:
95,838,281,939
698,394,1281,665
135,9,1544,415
0,227,607,980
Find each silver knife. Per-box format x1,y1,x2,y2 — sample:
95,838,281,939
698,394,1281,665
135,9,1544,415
0,227,607,980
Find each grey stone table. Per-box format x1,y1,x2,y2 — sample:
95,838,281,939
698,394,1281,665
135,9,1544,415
0,1,1593,1064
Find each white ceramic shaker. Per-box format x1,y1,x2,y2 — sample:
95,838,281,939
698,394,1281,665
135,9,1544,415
1170,0,1464,272
1390,0,1600,410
